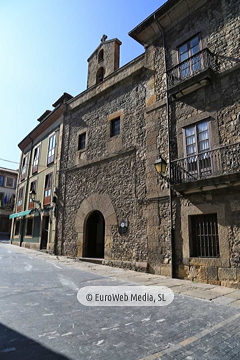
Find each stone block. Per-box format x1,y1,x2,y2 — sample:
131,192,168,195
189,265,206,281
160,264,172,277
220,281,239,289
221,258,230,268
236,268,240,280
207,280,221,286
205,266,218,280
146,95,156,107
177,265,189,279
77,244,83,257
218,268,237,281
135,262,148,272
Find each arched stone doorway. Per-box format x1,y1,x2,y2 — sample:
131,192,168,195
75,193,117,259
84,210,105,258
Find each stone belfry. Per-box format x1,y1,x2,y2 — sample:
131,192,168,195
87,35,122,88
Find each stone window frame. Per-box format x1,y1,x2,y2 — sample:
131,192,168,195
76,129,88,154
181,202,230,268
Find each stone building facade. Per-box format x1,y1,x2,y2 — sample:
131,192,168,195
58,0,240,287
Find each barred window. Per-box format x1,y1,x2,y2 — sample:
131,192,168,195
190,214,219,257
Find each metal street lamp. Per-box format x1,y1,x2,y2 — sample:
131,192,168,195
154,156,167,175
154,155,175,278
29,189,41,209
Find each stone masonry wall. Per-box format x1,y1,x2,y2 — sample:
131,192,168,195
58,71,150,265
177,188,240,288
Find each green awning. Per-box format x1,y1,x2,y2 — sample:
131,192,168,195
9,210,33,219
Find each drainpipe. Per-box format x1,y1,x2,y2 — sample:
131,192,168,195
154,15,175,278
20,134,34,247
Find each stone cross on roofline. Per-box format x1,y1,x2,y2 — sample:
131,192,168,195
101,34,108,43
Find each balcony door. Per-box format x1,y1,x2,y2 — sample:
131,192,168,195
179,35,201,78
185,120,212,179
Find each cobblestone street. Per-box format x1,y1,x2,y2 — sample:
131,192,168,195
0,243,240,359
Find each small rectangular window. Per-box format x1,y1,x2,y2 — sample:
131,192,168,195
15,220,21,236
5,177,14,188
26,218,34,236
190,214,219,257
0,176,4,186
78,133,86,150
110,117,120,137
47,134,56,165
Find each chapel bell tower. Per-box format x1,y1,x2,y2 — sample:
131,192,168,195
87,35,122,88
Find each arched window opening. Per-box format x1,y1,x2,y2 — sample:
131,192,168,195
96,67,105,84
98,49,104,63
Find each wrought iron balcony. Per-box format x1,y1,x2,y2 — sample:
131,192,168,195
171,142,240,186
167,49,215,97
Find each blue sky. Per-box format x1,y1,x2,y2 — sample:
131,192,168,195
0,0,165,170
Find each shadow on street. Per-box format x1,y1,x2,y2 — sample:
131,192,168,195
0,322,70,360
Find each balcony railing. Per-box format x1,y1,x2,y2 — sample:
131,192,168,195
167,48,215,90
171,142,240,185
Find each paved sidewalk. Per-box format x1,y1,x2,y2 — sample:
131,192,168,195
2,243,240,309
